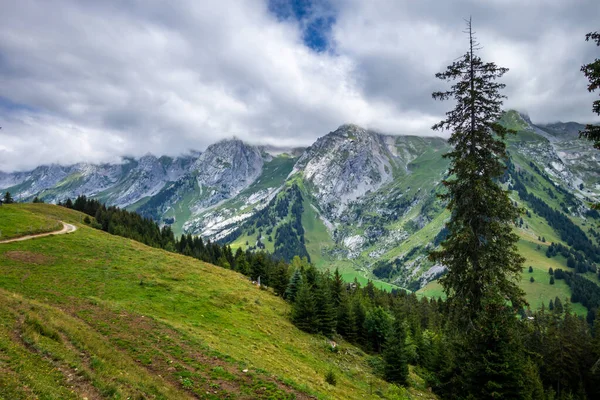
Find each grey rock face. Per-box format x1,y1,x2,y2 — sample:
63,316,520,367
295,124,395,216
191,139,264,208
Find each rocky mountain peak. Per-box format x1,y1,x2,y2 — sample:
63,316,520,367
295,124,395,216
190,138,265,208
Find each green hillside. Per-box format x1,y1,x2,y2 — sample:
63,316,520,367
0,205,62,241
0,204,435,399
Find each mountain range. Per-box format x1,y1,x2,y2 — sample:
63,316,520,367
2,110,599,291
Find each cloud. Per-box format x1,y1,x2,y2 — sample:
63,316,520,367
0,0,598,171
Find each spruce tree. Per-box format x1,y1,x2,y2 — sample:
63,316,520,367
429,18,525,321
365,306,392,353
330,267,344,308
383,317,409,385
336,291,356,342
351,296,367,346
272,261,289,297
291,280,318,333
3,191,14,204
580,32,600,149
314,278,336,337
285,268,303,302
554,297,563,314
429,18,528,398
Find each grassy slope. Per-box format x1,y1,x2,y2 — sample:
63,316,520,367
0,204,62,240
0,204,435,400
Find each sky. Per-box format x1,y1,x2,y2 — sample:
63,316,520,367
0,0,599,171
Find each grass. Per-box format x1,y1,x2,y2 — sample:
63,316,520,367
0,204,435,399
302,196,334,270
0,204,62,240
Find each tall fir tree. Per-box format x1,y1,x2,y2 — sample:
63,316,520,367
429,18,525,322
429,18,528,398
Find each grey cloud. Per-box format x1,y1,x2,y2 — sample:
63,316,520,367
0,0,599,171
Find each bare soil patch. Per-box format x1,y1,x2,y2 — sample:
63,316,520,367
4,250,54,265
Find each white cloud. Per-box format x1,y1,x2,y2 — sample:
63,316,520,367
0,0,598,171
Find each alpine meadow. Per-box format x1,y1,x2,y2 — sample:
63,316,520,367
1,2,600,400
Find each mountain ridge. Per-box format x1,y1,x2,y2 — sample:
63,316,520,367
2,111,600,294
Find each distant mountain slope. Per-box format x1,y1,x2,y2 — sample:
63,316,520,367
1,111,599,294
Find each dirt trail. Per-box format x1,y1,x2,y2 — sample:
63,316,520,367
0,222,77,244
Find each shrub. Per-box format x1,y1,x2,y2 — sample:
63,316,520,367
325,369,337,386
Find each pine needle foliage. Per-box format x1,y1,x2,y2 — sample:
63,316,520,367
429,18,525,325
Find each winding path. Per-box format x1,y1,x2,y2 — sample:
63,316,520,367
0,222,77,244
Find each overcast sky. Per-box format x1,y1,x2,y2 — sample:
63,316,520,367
1,0,599,171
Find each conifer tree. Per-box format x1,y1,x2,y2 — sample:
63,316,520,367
249,253,267,283
429,17,525,322
365,306,392,353
351,296,367,346
292,281,318,333
272,261,289,297
285,268,303,302
234,250,250,276
330,267,344,308
314,277,336,337
383,317,409,385
580,31,600,149
336,291,356,341
429,18,528,398
554,297,564,314
3,191,14,204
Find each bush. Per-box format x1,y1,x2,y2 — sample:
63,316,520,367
83,215,91,224
325,369,337,386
